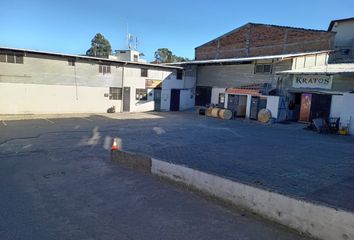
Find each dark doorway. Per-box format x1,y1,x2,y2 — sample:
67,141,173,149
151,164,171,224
123,87,130,112
195,86,212,106
170,89,180,111
311,94,332,119
154,89,161,111
289,93,302,121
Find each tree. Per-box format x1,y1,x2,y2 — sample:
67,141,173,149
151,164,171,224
154,48,190,63
86,33,112,58
154,48,173,63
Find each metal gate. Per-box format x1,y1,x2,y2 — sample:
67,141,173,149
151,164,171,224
154,89,161,111
123,87,130,112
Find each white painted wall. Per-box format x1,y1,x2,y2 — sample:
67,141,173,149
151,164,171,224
211,87,226,105
179,89,194,110
331,20,354,49
0,82,120,114
245,94,252,118
266,96,280,119
339,93,354,134
330,95,343,118
0,53,196,114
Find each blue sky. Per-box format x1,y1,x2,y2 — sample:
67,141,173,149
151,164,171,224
1,0,353,61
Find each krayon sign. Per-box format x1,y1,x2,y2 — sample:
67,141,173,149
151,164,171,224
292,75,333,90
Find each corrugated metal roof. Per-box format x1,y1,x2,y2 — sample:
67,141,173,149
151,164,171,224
169,51,330,65
276,63,354,74
0,46,183,70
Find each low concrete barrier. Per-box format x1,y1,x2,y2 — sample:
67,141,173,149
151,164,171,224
111,151,354,240
111,151,151,173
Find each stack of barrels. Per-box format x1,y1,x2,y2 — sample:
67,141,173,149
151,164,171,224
200,107,232,120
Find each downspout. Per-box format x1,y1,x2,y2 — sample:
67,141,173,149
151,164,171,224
74,60,78,100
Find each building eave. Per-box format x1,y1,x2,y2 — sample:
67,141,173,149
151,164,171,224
169,50,331,66
0,46,183,70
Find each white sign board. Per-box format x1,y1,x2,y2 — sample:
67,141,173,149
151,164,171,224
292,75,333,90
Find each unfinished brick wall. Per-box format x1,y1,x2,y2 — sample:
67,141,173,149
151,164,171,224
195,23,335,60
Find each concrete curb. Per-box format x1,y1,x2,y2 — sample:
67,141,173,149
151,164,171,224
111,151,354,240
111,151,151,173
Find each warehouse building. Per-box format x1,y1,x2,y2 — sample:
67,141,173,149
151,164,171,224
192,22,336,108
0,47,196,114
175,19,354,133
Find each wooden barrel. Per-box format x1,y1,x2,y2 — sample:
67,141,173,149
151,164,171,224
206,107,213,117
218,109,233,120
211,108,221,118
258,108,272,123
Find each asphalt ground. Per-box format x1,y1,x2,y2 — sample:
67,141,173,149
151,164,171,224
1,111,354,212
0,112,313,239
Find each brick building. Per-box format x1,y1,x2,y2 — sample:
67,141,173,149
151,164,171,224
195,23,335,60
167,19,354,135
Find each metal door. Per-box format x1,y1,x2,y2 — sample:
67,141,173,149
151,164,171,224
123,87,130,112
299,93,312,122
195,86,212,106
250,97,260,120
154,89,161,111
227,94,238,118
170,89,180,111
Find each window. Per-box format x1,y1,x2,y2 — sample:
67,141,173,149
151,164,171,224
7,55,15,63
133,54,138,62
255,64,272,74
15,54,24,64
0,53,5,62
136,88,147,101
176,69,183,80
99,65,111,74
0,52,24,64
141,68,148,77
109,87,122,100
68,59,75,66
218,93,225,105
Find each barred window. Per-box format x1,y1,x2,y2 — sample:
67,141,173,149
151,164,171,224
7,55,15,63
141,68,148,77
68,59,75,66
0,52,24,64
136,88,147,101
0,53,5,62
15,54,24,64
109,87,122,100
255,64,272,74
99,65,111,74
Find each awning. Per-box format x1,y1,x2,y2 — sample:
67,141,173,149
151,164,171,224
226,83,271,96
226,89,261,96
